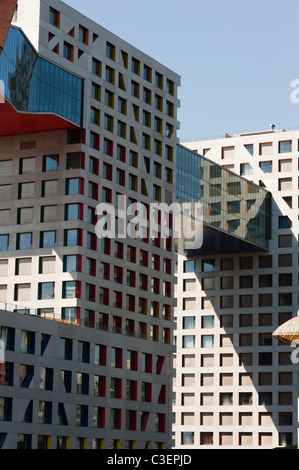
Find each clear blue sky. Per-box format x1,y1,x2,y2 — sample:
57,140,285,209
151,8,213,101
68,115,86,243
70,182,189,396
65,0,299,141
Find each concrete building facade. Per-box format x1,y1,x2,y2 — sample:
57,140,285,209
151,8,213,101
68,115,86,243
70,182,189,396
0,307,175,449
173,129,298,448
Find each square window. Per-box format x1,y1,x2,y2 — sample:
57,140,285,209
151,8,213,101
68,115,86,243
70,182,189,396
240,163,253,176
49,7,60,27
129,174,138,191
202,259,215,272
155,94,163,111
0,234,9,251
65,178,81,195
117,145,126,162
144,64,152,82
41,180,58,198
278,216,292,229
183,335,195,348
153,184,161,201
118,97,126,114
166,100,174,117
88,181,98,200
40,231,56,248
65,203,82,221
155,72,163,89
91,107,100,126
142,133,150,150
279,293,292,306
91,82,101,101
63,42,74,62
106,41,115,60
63,255,78,273
92,58,101,77
131,80,139,98
103,162,112,180
259,274,272,288
20,157,35,174
90,131,99,150
202,335,214,348
79,25,89,45
89,156,99,175
202,316,214,328
66,152,84,170
60,338,73,360
259,142,272,156
40,205,57,223
38,282,55,300
105,66,114,84
279,254,292,267
105,89,114,108
18,182,35,201
131,58,140,75
279,273,292,286
0,159,12,176
279,178,292,191
259,161,272,173
279,159,292,172
111,347,122,368
166,78,174,95
166,123,173,138
117,120,126,138
62,281,80,299
87,232,97,251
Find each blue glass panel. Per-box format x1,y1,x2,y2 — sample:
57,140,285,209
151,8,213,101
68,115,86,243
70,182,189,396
0,235,9,251
0,27,83,126
176,144,271,251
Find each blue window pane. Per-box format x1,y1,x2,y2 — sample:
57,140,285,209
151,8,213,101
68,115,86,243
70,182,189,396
17,233,32,250
43,155,59,172
184,260,196,273
65,204,80,220
66,178,80,195
0,235,9,251
63,281,77,298
244,144,254,155
65,229,78,246
62,307,77,323
64,255,77,272
279,140,292,153
202,260,215,272
259,161,272,173
0,27,83,125
39,282,55,300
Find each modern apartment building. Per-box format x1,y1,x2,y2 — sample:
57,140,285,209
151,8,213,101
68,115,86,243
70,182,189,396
0,0,180,449
173,129,299,449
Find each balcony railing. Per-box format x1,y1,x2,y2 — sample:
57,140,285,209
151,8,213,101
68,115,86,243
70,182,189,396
0,302,172,344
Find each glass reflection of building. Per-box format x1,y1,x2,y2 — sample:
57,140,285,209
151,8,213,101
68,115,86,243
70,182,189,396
176,144,272,251
0,0,180,450
0,26,83,124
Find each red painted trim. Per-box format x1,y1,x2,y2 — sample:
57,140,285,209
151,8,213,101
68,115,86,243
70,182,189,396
0,96,79,136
